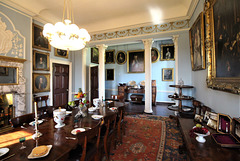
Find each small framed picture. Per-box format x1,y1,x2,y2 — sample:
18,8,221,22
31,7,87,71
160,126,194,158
91,47,99,64
32,23,51,51
33,50,50,71
151,47,160,63
33,73,50,93
162,68,174,81
116,51,127,65
160,44,175,61
194,114,203,123
106,69,114,81
105,50,115,64
207,118,217,130
127,50,145,73
204,111,218,122
54,48,69,59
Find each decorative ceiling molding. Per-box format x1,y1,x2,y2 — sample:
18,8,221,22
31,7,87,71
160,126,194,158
90,19,189,42
186,0,200,20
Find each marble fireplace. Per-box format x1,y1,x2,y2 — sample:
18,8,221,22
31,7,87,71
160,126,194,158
0,56,26,117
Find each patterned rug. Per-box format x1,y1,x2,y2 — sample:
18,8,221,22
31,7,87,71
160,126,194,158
110,115,187,161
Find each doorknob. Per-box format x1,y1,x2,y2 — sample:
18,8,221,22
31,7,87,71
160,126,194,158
66,89,69,91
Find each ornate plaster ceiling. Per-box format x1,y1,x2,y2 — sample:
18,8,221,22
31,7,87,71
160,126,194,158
2,0,198,34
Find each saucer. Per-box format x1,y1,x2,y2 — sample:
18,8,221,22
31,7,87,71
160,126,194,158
71,128,86,135
66,111,72,115
91,115,103,120
109,107,117,111
0,148,9,157
88,107,96,112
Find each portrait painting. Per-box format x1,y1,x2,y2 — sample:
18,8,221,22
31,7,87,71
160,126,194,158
32,23,51,51
160,44,175,61
54,48,69,59
116,51,126,65
151,47,160,63
0,67,8,76
91,47,99,64
206,0,240,94
33,73,50,93
105,50,115,64
127,50,145,73
33,50,50,71
106,69,114,81
162,68,174,81
189,12,205,71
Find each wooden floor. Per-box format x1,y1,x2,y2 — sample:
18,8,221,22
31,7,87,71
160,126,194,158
125,102,175,117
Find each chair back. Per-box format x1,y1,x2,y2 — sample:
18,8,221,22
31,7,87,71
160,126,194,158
192,100,202,115
76,122,101,161
10,113,35,128
117,105,125,123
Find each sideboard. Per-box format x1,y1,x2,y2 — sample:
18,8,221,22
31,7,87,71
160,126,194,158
118,85,156,105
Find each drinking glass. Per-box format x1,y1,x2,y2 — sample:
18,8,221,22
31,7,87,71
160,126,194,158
19,137,26,149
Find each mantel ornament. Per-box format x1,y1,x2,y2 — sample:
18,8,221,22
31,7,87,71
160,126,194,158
205,0,240,94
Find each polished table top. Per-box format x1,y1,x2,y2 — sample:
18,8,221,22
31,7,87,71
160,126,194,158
0,102,125,161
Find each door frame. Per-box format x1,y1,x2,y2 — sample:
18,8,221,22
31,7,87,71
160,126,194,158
88,64,98,102
50,59,72,106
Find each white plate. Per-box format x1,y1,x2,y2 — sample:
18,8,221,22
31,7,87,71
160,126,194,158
88,107,96,112
66,111,72,115
29,120,43,126
0,148,9,157
71,128,86,135
182,108,191,112
109,107,117,111
91,115,103,120
28,145,52,159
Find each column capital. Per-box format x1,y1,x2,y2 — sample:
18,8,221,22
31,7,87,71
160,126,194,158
172,35,179,44
96,44,108,50
142,38,154,48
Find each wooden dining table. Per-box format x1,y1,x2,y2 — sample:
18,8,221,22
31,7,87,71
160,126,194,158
0,101,125,161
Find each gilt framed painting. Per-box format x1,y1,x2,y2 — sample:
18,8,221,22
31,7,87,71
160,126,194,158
32,23,51,51
127,50,145,73
189,12,205,71
33,73,50,93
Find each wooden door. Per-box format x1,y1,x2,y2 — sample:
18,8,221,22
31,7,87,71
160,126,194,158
53,63,69,108
90,66,98,104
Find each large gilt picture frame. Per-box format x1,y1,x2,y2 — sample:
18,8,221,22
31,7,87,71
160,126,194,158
33,50,50,71
33,73,50,93
189,12,205,71
54,48,69,59
127,50,145,73
32,23,51,51
105,50,115,64
205,0,240,94
160,44,175,61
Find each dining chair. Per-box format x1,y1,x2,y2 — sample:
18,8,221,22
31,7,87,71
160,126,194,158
110,95,125,103
116,105,126,144
68,121,101,161
10,113,35,128
101,113,117,161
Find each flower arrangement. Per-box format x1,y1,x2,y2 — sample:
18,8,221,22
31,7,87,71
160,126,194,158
74,88,89,108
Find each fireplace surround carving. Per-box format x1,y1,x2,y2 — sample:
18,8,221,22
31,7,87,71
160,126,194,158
0,56,26,116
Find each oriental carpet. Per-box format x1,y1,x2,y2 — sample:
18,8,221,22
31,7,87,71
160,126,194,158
110,115,187,161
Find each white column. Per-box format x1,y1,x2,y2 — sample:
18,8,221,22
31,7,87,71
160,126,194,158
142,39,153,113
81,48,87,93
172,35,179,85
96,44,108,100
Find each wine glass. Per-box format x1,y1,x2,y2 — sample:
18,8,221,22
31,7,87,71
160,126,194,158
19,137,26,149
74,119,78,128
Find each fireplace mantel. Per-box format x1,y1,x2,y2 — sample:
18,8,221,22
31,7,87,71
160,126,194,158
0,56,26,116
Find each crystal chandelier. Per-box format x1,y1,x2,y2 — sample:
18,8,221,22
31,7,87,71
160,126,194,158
43,0,90,51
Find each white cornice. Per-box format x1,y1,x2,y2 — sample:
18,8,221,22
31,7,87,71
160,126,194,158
1,0,37,17
89,15,190,35
186,0,200,20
